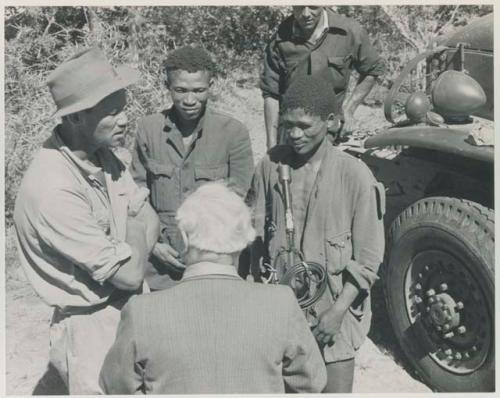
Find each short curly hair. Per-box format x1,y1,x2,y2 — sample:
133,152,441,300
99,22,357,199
281,70,337,120
164,46,216,78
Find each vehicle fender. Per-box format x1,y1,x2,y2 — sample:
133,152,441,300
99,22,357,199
364,126,494,163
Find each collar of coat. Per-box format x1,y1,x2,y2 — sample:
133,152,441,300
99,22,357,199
182,261,241,281
276,8,350,43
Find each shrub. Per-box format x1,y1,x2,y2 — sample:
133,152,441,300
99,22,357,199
4,5,493,225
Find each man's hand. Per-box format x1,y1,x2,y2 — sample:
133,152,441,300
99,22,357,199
152,242,186,272
311,302,348,346
340,110,358,139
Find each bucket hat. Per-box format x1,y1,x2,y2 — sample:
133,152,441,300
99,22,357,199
46,47,140,118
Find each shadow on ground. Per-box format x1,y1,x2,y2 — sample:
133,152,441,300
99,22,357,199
32,364,68,395
368,275,428,388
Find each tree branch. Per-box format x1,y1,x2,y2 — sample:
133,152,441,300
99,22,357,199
435,5,460,35
380,6,419,50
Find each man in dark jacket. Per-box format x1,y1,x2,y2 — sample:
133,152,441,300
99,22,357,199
131,46,254,290
261,6,384,148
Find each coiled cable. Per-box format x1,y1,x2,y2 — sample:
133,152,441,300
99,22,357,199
277,258,328,310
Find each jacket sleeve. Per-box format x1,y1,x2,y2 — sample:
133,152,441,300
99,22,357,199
228,121,254,197
36,189,132,284
99,298,145,394
247,159,268,279
345,165,385,292
130,119,149,190
282,289,327,392
352,24,385,77
260,37,282,99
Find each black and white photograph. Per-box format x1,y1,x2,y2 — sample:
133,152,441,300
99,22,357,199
4,3,495,394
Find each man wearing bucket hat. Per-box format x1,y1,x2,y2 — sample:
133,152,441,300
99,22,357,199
100,182,326,394
13,47,160,394
130,46,254,291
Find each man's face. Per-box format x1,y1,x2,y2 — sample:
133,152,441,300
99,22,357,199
167,70,212,123
282,107,328,156
292,6,323,34
80,89,128,149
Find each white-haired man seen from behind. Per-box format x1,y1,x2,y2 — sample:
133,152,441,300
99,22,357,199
100,182,326,394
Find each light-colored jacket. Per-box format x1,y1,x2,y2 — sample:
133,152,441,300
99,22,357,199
249,143,385,362
99,262,326,394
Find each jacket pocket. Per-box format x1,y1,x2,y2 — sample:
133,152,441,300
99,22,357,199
146,159,175,211
325,230,352,275
327,55,352,91
194,164,228,181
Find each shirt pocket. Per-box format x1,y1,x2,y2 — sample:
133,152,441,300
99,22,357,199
194,164,228,182
146,159,175,211
325,230,352,275
327,55,352,91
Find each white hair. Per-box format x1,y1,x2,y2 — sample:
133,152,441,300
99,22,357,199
176,182,256,254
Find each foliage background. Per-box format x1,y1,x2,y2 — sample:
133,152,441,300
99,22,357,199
4,5,493,225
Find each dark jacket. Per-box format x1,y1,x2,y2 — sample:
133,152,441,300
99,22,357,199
131,107,254,289
261,8,385,112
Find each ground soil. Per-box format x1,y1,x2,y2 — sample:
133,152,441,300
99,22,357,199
5,84,431,394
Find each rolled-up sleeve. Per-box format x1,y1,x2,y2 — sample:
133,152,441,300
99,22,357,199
36,188,132,284
345,167,385,292
260,38,282,99
352,25,385,77
100,299,144,394
283,289,327,392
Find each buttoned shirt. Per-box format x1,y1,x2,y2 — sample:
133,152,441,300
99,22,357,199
13,128,149,311
131,106,254,289
261,8,385,113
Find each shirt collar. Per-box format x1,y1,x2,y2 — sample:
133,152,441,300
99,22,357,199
164,106,206,139
291,8,349,42
182,261,240,280
51,126,103,177
292,8,329,43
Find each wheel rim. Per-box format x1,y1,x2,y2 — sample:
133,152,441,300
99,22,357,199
404,249,492,374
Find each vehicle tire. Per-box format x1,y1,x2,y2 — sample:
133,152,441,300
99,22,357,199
383,197,494,392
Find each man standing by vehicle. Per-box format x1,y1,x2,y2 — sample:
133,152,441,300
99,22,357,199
261,6,384,148
249,73,385,392
13,48,160,394
131,46,254,291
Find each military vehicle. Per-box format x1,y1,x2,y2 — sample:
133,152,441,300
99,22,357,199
340,13,494,392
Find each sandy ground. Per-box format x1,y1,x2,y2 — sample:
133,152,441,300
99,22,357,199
5,266,430,394
5,84,431,394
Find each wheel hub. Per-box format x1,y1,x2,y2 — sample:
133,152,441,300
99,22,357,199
427,291,460,331
405,250,492,375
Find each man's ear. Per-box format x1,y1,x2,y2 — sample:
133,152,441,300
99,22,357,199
326,113,342,134
209,77,215,88
164,75,170,89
